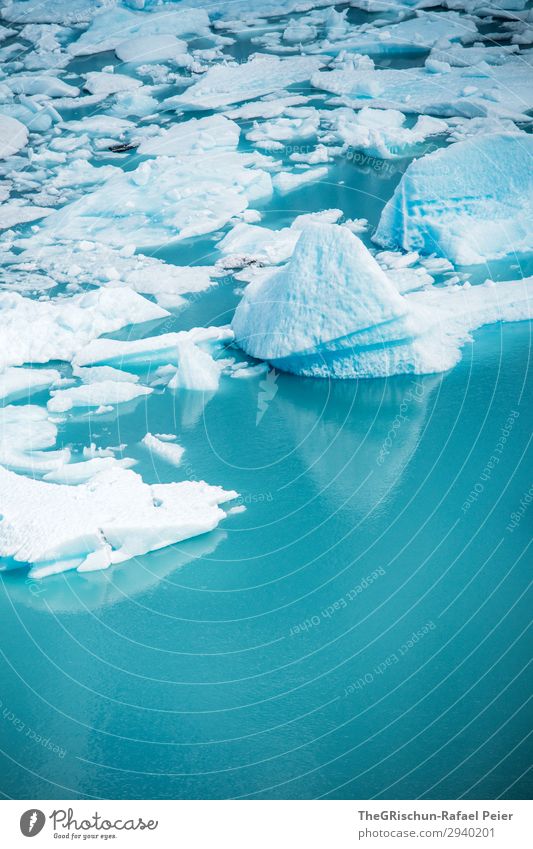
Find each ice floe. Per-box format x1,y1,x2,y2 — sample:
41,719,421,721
0,404,69,474
25,151,274,247
0,366,60,402
0,288,168,370
312,52,533,121
165,54,325,111
47,380,152,414
0,464,237,578
67,6,211,57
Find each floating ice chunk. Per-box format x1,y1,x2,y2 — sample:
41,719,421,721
27,152,273,247
273,166,329,194
58,115,135,138
0,366,60,402
224,95,310,121
0,464,237,576
83,71,143,96
0,115,28,158
115,34,188,64
283,23,317,43
74,325,234,370
71,365,140,385
142,432,184,467
165,54,325,111
246,110,319,151
374,132,533,264
5,74,79,98
0,288,168,370
327,107,446,159
43,456,135,485
218,222,301,266
0,203,53,229
232,223,533,378
137,114,240,157
168,340,225,392
47,381,152,414
0,404,69,473
68,6,210,57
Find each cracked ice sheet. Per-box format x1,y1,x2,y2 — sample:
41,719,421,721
0,464,237,578
22,152,274,249
0,241,218,308
66,6,211,57
0,404,69,474
312,53,533,122
164,54,326,112
0,287,168,370
260,10,478,57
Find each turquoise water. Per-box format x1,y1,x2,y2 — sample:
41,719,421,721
1,10,532,802
1,274,531,799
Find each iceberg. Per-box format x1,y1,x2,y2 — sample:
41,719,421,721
232,223,533,378
374,132,533,264
0,464,237,578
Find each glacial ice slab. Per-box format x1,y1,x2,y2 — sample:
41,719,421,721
67,6,210,57
312,54,533,122
0,288,168,370
165,54,325,111
26,152,273,248
232,223,533,379
374,132,533,264
0,465,237,578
